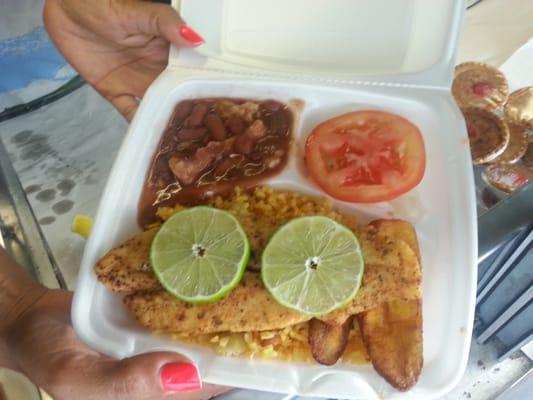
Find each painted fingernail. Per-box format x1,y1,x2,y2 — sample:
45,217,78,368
179,24,205,45
160,363,201,393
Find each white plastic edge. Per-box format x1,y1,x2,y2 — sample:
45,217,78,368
71,71,479,399
170,0,465,89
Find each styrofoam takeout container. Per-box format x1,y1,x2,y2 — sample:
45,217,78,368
72,1,477,399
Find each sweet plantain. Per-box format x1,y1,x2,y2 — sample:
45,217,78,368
308,317,353,365
358,220,423,391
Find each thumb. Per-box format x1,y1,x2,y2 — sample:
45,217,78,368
103,351,201,399
123,2,205,47
110,95,140,121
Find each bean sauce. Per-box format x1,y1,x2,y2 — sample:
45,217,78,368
138,98,294,228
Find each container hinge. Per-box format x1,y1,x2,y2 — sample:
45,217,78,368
167,65,449,92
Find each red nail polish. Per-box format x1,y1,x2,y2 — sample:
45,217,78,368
179,24,205,45
160,363,201,393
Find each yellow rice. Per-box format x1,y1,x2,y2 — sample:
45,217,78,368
156,186,360,270
155,186,369,364
165,320,369,364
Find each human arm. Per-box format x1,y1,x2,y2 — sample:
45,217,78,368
0,249,47,370
0,248,226,399
43,0,204,120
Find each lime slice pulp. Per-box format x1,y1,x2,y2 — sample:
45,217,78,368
150,206,249,303
261,216,364,316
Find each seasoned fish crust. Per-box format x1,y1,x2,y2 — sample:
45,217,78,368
95,187,358,292
124,272,309,334
95,187,421,335
94,228,160,292
122,232,421,334
321,228,421,325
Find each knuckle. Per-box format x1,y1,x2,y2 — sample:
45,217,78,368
148,9,163,35
41,354,94,400
111,364,154,398
42,364,71,400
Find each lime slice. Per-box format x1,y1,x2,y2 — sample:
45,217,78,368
71,214,93,239
261,216,364,316
150,206,249,303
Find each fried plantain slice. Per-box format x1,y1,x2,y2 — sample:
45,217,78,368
358,299,423,391
308,317,353,365
358,219,423,391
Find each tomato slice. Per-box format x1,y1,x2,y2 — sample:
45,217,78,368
304,111,426,203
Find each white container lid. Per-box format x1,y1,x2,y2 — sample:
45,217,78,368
172,0,464,88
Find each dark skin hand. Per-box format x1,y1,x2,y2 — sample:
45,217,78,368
43,0,204,120
0,247,227,400
0,2,228,398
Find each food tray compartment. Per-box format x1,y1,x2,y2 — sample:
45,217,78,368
72,73,477,399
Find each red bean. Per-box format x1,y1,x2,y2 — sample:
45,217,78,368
264,111,289,136
176,127,207,141
260,100,282,112
175,101,194,119
205,113,227,140
186,104,209,127
169,101,193,127
227,115,245,135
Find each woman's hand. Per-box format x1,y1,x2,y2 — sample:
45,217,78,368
6,289,227,400
43,0,204,120
0,248,227,400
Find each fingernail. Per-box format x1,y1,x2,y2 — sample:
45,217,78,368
179,24,205,45
160,363,201,393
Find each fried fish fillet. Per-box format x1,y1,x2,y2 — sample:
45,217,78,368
94,228,160,292
125,272,309,334
120,227,421,334
358,220,423,391
320,230,421,326
96,223,421,300
309,220,422,368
